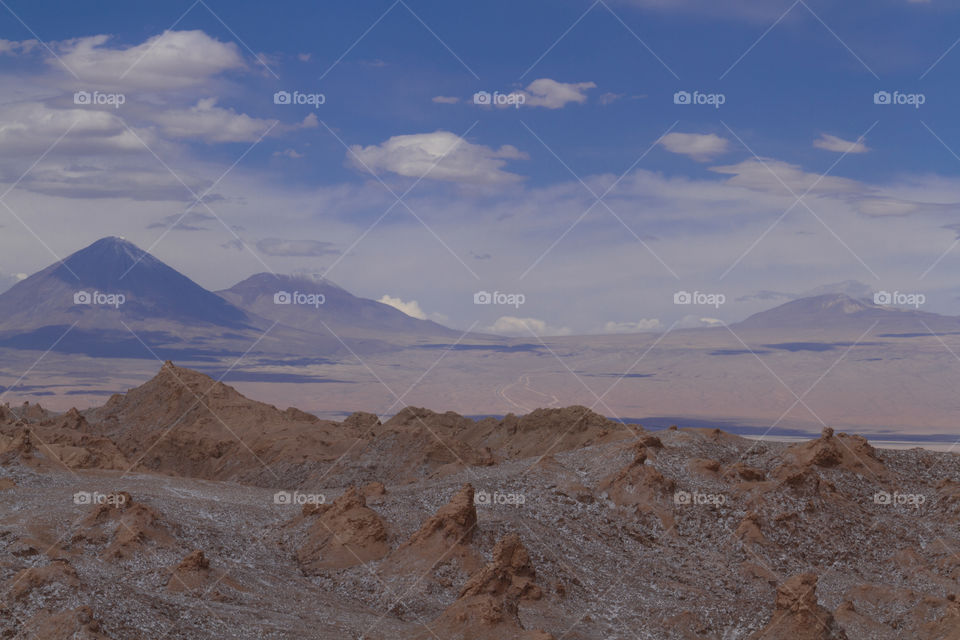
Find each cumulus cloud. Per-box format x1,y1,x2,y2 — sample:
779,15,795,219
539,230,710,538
468,79,596,110
520,78,596,109
659,132,729,162
257,238,339,257
601,319,662,334
432,96,459,104
378,295,427,320
348,131,528,184
54,30,245,90
153,98,276,143
0,102,152,155
813,133,870,154
485,316,572,337
273,148,304,159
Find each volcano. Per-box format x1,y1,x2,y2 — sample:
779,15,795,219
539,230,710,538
0,237,459,360
218,273,459,339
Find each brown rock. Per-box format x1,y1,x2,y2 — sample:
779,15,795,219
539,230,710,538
419,533,552,640
76,493,173,559
599,447,675,507
777,428,887,480
459,533,542,602
6,559,80,601
735,511,771,547
386,483,480,574
165,549,243,598
725,462,767,482
750,573,847,639
362,481,387,497
297,486,390,572
22,606,111,639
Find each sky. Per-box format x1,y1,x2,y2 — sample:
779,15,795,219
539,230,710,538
1,0,960,335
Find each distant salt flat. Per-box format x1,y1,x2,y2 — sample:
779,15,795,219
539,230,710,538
742,434,959,452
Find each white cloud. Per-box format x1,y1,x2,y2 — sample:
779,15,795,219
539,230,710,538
659,132,729,162
0,39,38,55
274,148,304,159
599,92,623,105
473,79,597,110
55,30,245,90
520,78,596,109
298,53,311,62
348,131,528,184
677,315,724,329
378,295,428,320
710,158,861,195
0,102,155,155
485,316,572,337
153,98,276,143
813,133,870,154
432,96,459,104
602,319,662,334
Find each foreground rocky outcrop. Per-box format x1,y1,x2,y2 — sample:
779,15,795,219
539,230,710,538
2,364,959,639
385,483,481,575
296,486,390,572
420,533,551,640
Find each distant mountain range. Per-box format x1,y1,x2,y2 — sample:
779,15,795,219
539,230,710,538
0,236,958,362
0,237,458,359
734,293,960,334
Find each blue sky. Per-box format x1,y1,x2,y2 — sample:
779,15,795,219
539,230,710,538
2,0,960,335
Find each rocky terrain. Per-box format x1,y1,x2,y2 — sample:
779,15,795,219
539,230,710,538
1,363,959,638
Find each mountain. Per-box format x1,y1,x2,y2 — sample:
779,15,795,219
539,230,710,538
0,237,252,331
0,237,271,358
217,273,460,338
0,237,460,360
734,293,960,334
